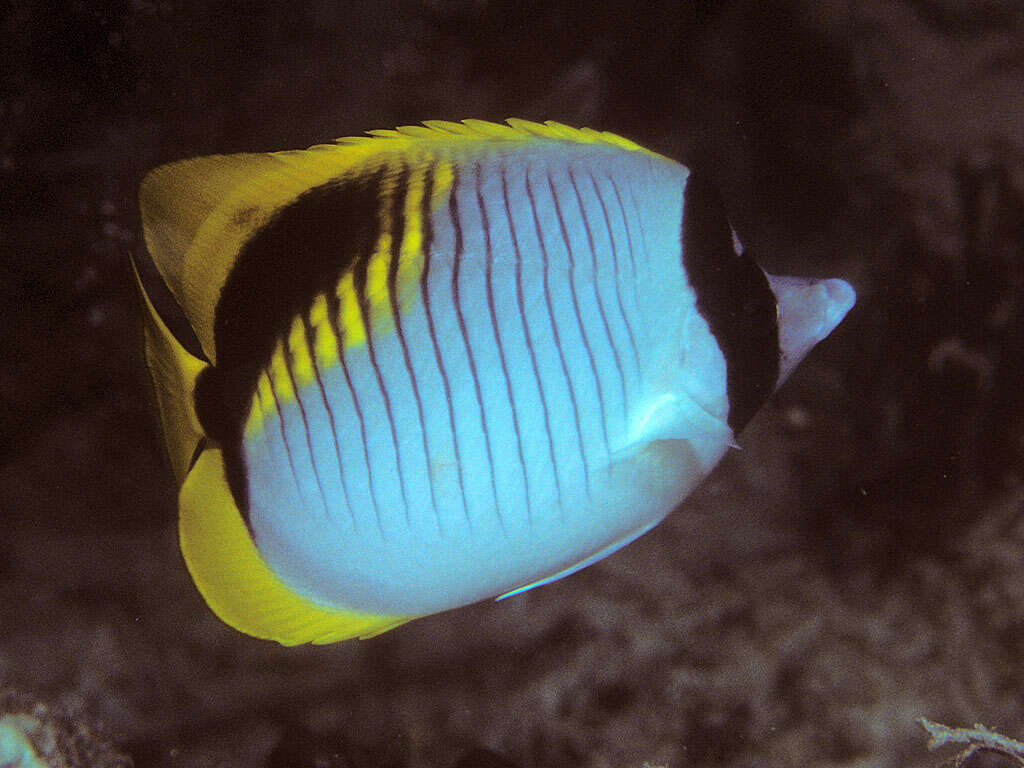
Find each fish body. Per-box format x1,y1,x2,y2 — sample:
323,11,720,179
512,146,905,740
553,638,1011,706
135,119,855,644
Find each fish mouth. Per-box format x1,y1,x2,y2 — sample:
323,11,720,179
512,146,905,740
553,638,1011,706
767,275,857,385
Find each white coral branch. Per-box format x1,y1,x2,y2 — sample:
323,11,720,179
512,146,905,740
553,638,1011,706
918,717,1024,767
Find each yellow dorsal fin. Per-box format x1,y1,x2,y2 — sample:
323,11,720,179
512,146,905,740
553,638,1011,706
131,258,206,486
336,118,651,154
179,448,413,645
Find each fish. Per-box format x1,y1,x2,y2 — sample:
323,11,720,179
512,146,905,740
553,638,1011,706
133,119,856,645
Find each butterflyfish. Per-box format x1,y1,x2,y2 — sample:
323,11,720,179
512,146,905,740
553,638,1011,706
134,119,856,645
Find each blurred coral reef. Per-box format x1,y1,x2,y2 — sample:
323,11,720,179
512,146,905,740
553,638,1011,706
0,691,131,768
1,1,1022,766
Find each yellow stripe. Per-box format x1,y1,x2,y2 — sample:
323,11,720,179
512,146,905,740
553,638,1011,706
245,365,281,437
309,292,339,368
397,164,426,301
287,315,315,388
257,372,275,421
365,171,393,309
336,159,408,348
431,160,454,210
337,272,365,347
327,156,456,350
244,393,263,438
267,341,294,403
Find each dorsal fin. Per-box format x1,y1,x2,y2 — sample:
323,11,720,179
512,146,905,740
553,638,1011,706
335,118,654,154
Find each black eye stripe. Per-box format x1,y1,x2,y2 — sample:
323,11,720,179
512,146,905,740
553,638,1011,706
681,174,780,433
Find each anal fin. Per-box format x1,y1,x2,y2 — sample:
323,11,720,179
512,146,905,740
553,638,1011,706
496,518,661,602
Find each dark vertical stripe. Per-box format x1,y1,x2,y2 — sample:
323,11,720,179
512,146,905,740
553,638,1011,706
551,171,609,456
450,167,501,529
252,382,265,439
421,165,470,528
527,167,590,498
681,173,780,432
590,172,642,381
607,173,643,376
264,362,302,498
387,164,440,528
568,168,628,425
626,180,651,272
477,163,531,521
606,174,639,288
353,171,411,523
326,289,382,535
253,380,264,414
282,332,331,518
303,311,357,529
501,164,561,516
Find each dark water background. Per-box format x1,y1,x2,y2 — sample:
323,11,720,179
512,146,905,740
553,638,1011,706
2,1,1023,766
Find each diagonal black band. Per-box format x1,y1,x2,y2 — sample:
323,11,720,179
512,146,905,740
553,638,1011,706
194,168,385,519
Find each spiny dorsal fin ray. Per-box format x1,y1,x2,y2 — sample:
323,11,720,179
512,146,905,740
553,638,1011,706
336,118,651,154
